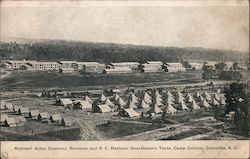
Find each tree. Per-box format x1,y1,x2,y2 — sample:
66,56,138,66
233,63,239,70
219,71,243,81
215,62,227,70
224,83,249,135
202,65,217,80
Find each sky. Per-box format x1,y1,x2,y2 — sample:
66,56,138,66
1,1,249,52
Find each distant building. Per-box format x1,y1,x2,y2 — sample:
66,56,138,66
5,59,37,69
59,68,75,73
76,62,106,73
103,67,133,74
189,62,203,70
58,61,77,69
204,61,218,68
31,61,60,71
224,62,234,70
1,62,13,70
140,61,164,73
109,62,140,70
164,63,186,72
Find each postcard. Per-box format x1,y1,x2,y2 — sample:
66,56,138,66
0,0,249,158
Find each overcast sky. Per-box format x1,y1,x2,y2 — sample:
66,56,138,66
1,1,249,52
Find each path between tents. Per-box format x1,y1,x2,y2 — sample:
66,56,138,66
65,114,103,140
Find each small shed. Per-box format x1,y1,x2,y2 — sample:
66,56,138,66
1,101,6,110
61,117,73,126
50,114,62,123
18,107,30,116
15,116,27,125
5,118,17,127
14,106,22,114
38,112,50,122
5,103,14,110
92,104,111,113
119,108,140,118
29,110,40,119
56,98,73,107
73,100,92,110
1,114,8,123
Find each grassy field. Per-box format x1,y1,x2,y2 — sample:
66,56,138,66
0,70,203,90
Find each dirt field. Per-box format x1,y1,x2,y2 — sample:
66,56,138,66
0,70,248,141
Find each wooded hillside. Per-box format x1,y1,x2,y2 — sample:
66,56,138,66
0,39,247,63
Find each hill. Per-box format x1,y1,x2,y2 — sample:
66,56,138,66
0,39,248,63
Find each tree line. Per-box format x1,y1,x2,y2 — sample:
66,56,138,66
0,40,247,63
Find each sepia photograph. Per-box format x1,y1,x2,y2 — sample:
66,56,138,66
0,0,249,158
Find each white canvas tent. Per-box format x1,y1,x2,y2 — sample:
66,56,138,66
154,95,163,102
196,95,205,102
203,92,212,101
1,114,8,123
154,90,162,98
212,98,220,106
189,101,200,110
143,92,152,99
166,94,175,102
119,108,140,118
95,104,112,113
112,93,120,101
84,95,93,104
176,91,184,98
214,94,221,101
186,94,194,103
139,100,150,109
152,99,163,106
116,97,126,107
194,92,201,98
143,93,152,104
57,98,73,106
128,93,138,101
99,94,107,102
165,102,177,114
1,101,6,110
175,95,185,104
219,98,226,105
176,101,189,110
5,103,14,110
104,98,115,107
147,104,163,114
166,91,174,98
29,110,40,119
50,114,62,123
202,99,211,108
165,98,174,105
74,100,92,109
124,100,137,109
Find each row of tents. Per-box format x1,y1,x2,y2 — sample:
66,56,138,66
55,90,226,117
1,102,73,127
